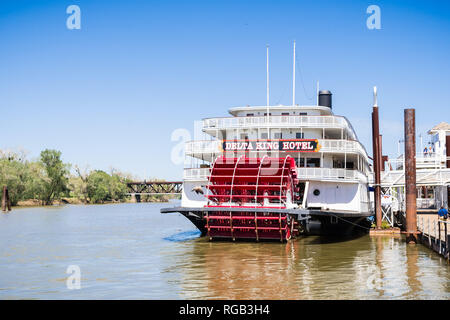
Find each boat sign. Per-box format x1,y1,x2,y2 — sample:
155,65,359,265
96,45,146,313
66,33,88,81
220,139,321,152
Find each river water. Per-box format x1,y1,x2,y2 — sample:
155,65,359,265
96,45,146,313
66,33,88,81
0,202,449,300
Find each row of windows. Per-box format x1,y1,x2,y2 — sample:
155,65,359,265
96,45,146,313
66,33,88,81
294,158,355,169
246,112,308,117
295,158,320,168
239,132,305,140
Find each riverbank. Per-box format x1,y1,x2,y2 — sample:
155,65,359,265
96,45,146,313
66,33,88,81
13,195,180,208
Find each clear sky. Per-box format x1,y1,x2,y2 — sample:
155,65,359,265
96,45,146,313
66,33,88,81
1,0,450,180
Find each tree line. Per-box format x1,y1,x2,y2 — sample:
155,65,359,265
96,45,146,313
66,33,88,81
0,149,132,205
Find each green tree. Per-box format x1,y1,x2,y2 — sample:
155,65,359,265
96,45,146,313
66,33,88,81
69,165,89,204
86,170,129,204
39,149,69,205
0,158,28,205
22,161,46,202
87,170,111,203
109,173,128,201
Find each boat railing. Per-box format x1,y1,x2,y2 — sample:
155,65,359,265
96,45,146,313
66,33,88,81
185,139,368,158
202,115,356,139
184,167,368,182
297,167,368,182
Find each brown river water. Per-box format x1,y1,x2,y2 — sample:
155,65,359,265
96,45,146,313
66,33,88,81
0,202,449,299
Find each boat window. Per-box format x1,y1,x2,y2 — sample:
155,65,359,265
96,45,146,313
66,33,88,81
240,134,249,140
261,133,268,139
333,160,344,168
306,158,320,168
274,132,282,139
295,158,305,167
263,113,272,116
296,132,304,139
281,112,289,116
299,112,307,116
246,113,254,117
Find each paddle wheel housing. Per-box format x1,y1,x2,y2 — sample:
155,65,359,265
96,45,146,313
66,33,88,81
204,156,301,241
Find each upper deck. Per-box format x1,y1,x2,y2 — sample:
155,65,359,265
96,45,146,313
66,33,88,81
202,104,359,141
228,105,333,116
184,97,371,185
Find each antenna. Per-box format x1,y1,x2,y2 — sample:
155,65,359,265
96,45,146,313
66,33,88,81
316,81,319,105
266,45,270,107
292,41,296,106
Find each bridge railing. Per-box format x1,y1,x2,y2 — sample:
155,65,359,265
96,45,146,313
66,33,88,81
127,181,183,194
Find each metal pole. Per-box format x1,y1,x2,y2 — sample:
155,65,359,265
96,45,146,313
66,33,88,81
372,105,382,229
379,135,384,171
292,40,296,106
438,221,441,253
404,108,417,243
428,217,431,246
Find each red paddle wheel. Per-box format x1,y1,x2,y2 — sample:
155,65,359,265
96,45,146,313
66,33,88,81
204,156,300,241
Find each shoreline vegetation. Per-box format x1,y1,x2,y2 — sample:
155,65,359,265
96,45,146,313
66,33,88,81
1,149,178,208
14,195,179,207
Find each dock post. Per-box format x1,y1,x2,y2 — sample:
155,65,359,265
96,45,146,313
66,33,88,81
1,186,6,212
371,95,382,229
404,108,417,243
7,187,11,211
2,186,11,212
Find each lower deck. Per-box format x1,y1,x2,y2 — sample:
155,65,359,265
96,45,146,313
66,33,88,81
161,206,372,239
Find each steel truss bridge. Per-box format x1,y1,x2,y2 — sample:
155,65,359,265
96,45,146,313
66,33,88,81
127,181,182,195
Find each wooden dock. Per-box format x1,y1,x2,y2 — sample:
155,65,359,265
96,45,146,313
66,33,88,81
417,214,449,261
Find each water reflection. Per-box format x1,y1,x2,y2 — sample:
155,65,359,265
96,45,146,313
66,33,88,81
0,204,449,299
171,233,449,299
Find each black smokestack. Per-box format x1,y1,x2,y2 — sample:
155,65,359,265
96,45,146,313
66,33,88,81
318,90,332,109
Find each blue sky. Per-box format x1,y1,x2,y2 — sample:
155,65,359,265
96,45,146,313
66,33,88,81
1,0,449,180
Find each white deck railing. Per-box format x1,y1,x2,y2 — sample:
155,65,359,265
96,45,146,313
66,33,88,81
416,198,436,209
202,115,356,139
297,167,368,183
379,168,450,186
185,139,369,158
184,168,210,180
183,167,368,183
385,154,450,171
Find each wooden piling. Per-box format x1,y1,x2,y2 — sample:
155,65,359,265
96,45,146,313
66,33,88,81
7,188,11,211
2,186,11,212
404,109,417,243
1,186,5,212
372,107,382,229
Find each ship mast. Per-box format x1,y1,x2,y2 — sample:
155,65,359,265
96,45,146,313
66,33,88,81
266,44,270,139
292,41,296,106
